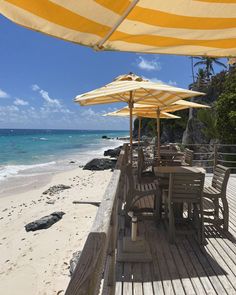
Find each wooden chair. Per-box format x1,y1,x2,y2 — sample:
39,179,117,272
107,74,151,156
203,165,230,231
125,163,161,220
183,148,194,166
165,172,205,244
172,148,194,167
137,148,155,183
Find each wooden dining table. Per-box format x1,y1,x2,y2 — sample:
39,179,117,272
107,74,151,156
154,165,205,175
153,165,206,221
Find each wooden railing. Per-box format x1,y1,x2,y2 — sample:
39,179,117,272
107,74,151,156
65,144,128,295
179,143,236,173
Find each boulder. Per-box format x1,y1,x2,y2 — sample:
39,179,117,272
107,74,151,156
69,251,82,276
102,135,110,139
104,146,121,158
25,211,65,232
83,158,116,170
42,184,71,196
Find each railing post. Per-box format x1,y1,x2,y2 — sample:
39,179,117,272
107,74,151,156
214,144,218,171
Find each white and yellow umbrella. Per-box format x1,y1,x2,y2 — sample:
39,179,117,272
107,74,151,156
74,73,204,162
1,1,236,57
104,109,180,147
105,100,209,159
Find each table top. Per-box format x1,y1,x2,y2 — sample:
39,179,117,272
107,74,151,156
154,166,205,174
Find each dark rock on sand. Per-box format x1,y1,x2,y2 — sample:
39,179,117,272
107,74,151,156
42,184,71,196
104,146,121,158
83,158,116,171
46,199,56,205
69,251,81,276
25,211,65,232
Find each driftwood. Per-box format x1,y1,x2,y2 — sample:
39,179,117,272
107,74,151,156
72,201,101,207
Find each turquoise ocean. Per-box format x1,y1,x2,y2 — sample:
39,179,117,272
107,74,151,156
0,129,128,183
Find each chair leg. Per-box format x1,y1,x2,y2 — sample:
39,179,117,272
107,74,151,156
199,203,205,244
169,202,175,244
155,191,162,224
213,198,219,220
222,197,229,231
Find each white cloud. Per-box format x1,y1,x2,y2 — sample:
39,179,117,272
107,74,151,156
14,98,29,106
31,84,62,108
168,80,177,86
143,76,177,86
81,108,98,118
31,84,40,91
136,56,161,71
39,89,62,107
0,88,10,98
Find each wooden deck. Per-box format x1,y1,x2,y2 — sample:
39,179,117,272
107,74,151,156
115,175,236,295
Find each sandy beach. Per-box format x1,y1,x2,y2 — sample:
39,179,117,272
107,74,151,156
0,166,113,295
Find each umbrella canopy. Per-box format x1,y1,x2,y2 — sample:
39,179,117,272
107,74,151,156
1,1,236,57
104,109,180,146
104,110,180,119
104,99,209,157
75,73,204,106
75,73,204,162
111,100,210,115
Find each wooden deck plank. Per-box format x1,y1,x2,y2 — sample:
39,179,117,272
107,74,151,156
123,263,133,295
142,263,154,295
156,226,186,295
187,237,227,294
133,263,143,295
169,243,196,295
176,237,207,295
115,262,123,295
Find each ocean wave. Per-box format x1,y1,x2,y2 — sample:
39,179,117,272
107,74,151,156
0,161,56,181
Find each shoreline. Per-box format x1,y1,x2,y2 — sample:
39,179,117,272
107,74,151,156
0,137,128,198
0,137,124,294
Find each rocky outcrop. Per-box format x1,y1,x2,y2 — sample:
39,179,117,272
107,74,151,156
83,158,116,170
104,146,121,158
25,211,65,232
42,184,71,196
182,117,208,144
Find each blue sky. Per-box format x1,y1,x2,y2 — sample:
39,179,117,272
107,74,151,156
0,15,227,130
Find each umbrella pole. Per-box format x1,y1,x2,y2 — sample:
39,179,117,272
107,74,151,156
156,108,161,163
138,116,141,147
129,92,134,164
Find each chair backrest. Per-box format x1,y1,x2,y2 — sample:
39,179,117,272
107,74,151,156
137,148,144,182
212,165,230,195
126,163,134,194
168,172,205,203
184,148,194,166
123,144,129,163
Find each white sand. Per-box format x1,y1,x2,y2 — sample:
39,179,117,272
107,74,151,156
0,167,112,295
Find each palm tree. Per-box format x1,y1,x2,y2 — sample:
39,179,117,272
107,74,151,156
194,57,227,79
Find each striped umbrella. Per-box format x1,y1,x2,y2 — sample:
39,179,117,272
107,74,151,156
1,1,236,57
104,109,180,146
75,73,204,162
104,100,209,157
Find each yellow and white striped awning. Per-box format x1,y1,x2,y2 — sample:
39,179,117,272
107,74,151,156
117,99,210,113
104,109,181,119
1,0,236,57
75,73,205,106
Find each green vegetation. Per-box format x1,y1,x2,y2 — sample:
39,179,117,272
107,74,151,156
194,57,227,79
216,93,236,144
197,108,218,141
